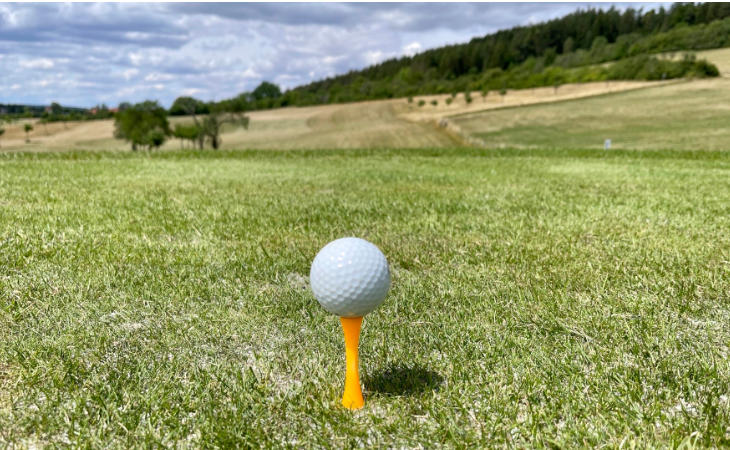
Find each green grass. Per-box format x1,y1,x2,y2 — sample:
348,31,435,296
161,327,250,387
453,78,730,151
1,147,729,447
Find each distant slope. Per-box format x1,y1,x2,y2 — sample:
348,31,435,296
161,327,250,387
1,79,667,152
451,48,730,151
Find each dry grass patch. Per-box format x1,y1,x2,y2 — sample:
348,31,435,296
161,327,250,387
453,76,730,150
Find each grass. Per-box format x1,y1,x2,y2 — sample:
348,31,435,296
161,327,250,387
453,77,730,151
1,147,729,447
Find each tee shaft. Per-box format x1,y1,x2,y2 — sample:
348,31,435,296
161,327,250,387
340,316,364,410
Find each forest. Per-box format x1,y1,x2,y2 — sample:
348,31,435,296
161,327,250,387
215,3,728,110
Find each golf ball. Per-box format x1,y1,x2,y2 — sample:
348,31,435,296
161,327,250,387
310,237,390,318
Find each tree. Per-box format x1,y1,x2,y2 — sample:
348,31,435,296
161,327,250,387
562,37,575,54
180,95,250,150
199,107,249,150
50,102,63,116
24,123,33,143
0,127,4,148
173,123,201,149
251,81,282,101
114,100,170,151
144,129,166,150
169,96,209,116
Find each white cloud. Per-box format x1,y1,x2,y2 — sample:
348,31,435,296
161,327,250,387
0,2,670,107
128,52,143,66
19,58,54,69
124,31,154,40
403,42,421,56
241,68,261,79
145,72,174,82
122,68,139,81
364,50,385,65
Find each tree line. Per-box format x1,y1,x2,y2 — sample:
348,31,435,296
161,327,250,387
113,100,249,151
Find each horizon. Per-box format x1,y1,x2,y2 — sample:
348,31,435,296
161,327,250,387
1,2,669,109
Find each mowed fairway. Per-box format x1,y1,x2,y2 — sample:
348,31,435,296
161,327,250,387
1,148,729,446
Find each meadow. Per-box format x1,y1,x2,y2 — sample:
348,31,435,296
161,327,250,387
452,77,730,151
1,147,728,447
0,80,659,153
450,48,730,151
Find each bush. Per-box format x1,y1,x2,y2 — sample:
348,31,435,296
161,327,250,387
431,100,438,106
606,54,719,81
418,100,426,107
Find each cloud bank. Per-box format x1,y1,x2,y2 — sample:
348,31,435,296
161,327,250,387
0,2,668,107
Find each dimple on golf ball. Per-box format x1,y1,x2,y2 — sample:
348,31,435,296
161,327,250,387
310,237,390,317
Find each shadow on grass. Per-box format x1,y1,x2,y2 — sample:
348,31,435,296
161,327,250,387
364,364,443,396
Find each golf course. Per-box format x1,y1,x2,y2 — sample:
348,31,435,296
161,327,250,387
1,145,729,446
3,3,730,447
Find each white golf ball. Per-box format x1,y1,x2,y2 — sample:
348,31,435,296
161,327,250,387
310,237,390,318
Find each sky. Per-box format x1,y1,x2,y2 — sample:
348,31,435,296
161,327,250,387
0,2,669,108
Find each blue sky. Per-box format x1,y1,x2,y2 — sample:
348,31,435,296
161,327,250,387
0,2,669,108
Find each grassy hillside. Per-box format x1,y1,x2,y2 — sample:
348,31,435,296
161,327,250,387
452,76,730,151
0,80,665,152
1,148,728,446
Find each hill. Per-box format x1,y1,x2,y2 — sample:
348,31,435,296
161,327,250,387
231,3,726,110
0,80,665,152
450,46,730,151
